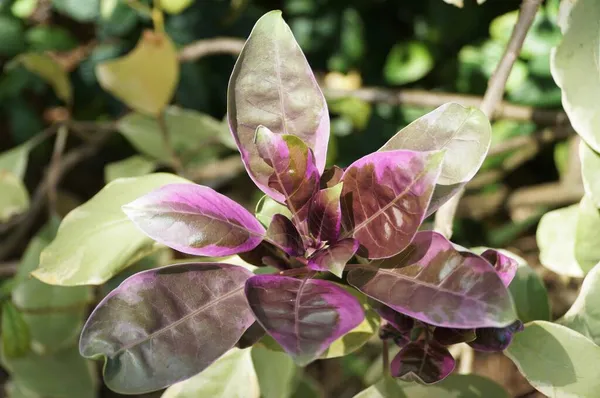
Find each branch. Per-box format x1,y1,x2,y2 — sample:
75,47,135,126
178,37,246,62
433,0,543,239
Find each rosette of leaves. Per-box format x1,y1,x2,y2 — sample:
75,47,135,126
77,10,517,394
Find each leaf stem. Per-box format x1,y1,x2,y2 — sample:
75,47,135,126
382,338,390,376
156,111,185,176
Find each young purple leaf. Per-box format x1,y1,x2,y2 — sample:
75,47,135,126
79,263,255,394
307,238,359,277
468,320,524,352
348,231,517,328
341,150,444,259
266,214,304,256
390,340,455,384
122,183,265,256
228,11,330,193
308,182,343,243
320,166,344,189
480,249,518,287
245,275,364,366
255,126,319,215
433,327,477,346
376,304,415,347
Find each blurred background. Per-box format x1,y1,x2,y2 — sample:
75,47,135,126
0,0,576,397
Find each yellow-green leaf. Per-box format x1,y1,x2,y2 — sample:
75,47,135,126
159,0,194,14
96,30,179,116
104,155,157,183
0,171,29,223
1,302,30,359
18,53,72,104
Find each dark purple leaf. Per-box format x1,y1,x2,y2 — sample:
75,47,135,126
341,150,443,259
227,11,329,196
79,263,255,394
308,183,343,243
320,166,344,189
307,238,359,277
245,275,364,365
255,126,319,216
348,231,517,328
469,320,524,352
375,304,414,334
433,327,477,346
122,183,265,256
390,340,456,384
236,322,266,349
266,214,304,256
480,249,518,287
238,241,288,269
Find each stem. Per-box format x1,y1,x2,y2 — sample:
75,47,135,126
433,0,543,240
382,339,390,376
47,125,69,217
156,111,184,175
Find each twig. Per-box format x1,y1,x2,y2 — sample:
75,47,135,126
457,344,474,374
156,112,184,176
47,125,69,216
178,37,246,62
0,262,19,277
433,0,543,239
487,127,571,157
508,181,584,210
0,128,115,261
382,339,390,376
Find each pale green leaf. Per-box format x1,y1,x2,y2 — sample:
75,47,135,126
252,346,297,398
159,0,194,14
559,262,600,345
2,346,97,398
354,374,508,398
32,173,190,286
580,140,600,207
551,0,600,152
0,143,29,179
117,106,225,162
96,30,178,116
574,195,600,272
2,302,31,359
255,195,292,227
383,41,433,86
12,220,92,351
0,171,29,223
507,252,551,323
11,0,38,19
18,53,72,104
506,321,600,398
161,348,259,398
104,155,157,183
51,0,99,22
536,204,587,277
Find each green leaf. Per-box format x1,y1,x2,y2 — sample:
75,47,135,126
536,204,588,277
507,252,551,324
574,195,600,272
32,173,190,286
2,346,97,398
354,374,509,398
117,106,225,162
580,140,600,207
559,263,600,345
252,346,297,398
159,0,194,14
383,41,434,85
97,30,178,116
161,348,259,398
551,0,600,152
506,321,600,398
25,26,78,52
2,302,30,359
5,380,41,398
11,0,38,18
255,195,292,228
0,171,29,223
0,16,25,56
12,220,92,351
17,53,72,104
0,143,30,179
104,155,157,183
51,0,99,22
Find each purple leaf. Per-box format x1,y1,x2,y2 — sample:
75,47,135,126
122,183,265,256
266,214,304,256
245,275,364,365
236,322,266,349
375,304,414,334
308,183,343,243
228,11,329,194
307,238,359,277
341,150,444,259
469,320,524,352
348,231,517,328
255,126,319,214
390,340,456,384
320,166,344,189
480,249,518,287
79,263,255,394
433,327,477,346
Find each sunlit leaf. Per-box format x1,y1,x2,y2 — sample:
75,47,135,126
97,30,178,116
384,41,434,85
506,321,600,398
159,0,194,14
348,231,516,328
104,155,157,183
228,11,330,189
0,171,29,223
162,348,259,398
580,140,600,207
33,173,190,286
574,195,600,272
17,53,72,104
80,263,255,394
11,0,38,19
